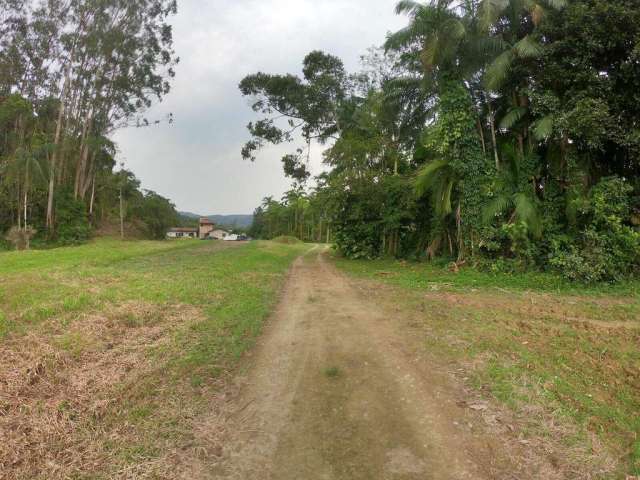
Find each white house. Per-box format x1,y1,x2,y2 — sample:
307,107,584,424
166,227,197,239
209,229,229,240
167,218,216,240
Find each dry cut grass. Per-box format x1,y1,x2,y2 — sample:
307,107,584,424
0,239,308,479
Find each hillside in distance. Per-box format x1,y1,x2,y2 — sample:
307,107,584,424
179,212,253,228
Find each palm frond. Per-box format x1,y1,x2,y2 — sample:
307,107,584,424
544,0,567,9
479,0,510,30
395,0,423,15
482,194,513,223
421,33,440,68
532,115,554,140
444,18,466,41
484,49,514,91
415,159,449,197
433,175,455,216
475,36,509,56
514,35,543,58
514,192,542,237
499,106,528,130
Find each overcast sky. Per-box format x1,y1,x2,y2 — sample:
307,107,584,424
113,0,407,215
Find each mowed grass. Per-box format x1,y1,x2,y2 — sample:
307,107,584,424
334,255,640,478
0,238,309,479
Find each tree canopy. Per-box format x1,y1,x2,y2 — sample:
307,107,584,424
242,0,640,282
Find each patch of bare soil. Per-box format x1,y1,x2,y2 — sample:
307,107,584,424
0,301,203,479
202,248,577,480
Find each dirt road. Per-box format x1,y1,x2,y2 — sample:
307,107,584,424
211,247,537,479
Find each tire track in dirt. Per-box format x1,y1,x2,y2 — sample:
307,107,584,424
211,247,531,479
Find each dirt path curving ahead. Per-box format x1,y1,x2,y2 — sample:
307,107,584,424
211,246,542,480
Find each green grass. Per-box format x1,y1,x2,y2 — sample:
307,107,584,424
324,366,342,378
332,254,640,298
0,238,310,478
334,255,640,477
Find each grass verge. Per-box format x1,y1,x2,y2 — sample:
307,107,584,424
334,255,640,478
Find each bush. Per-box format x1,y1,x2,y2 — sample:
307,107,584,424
54,191,92,245
549,177,640,282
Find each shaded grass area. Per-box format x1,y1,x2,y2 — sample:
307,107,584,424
334,256,640,478
0,239,308,478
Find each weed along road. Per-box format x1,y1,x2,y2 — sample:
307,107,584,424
212,247,543,479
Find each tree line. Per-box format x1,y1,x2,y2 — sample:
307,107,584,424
244,0,640,283
0,0,179,249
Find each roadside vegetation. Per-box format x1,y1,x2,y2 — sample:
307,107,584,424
245,0,640,285
0,238,308,478
0,1,180,250
334,254,640,476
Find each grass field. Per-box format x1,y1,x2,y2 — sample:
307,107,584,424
0,238,309,479
334,256,640,478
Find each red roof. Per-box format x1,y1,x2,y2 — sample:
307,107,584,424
199,218,214,225
169,227,197,233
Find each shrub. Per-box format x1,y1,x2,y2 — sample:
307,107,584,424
54,191,92,245
5,226,37,250
549,177,640,282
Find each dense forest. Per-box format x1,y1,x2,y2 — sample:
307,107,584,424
246,0,640,283
0,0,179,249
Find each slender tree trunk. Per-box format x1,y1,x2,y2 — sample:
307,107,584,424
89,170,97,220
119,186,124,240
488,103,499,170
476,118,487,156
456,202,463,261
47,57,73,230
23,166,29,230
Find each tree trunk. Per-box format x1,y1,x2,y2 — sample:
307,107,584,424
23,166,29,230
119,186,124,240
488,104,500,170
456,202,463,261
476,118,487,156
47,57,73,230
89,170,97,221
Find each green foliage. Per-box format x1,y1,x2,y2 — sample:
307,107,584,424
0,1,178,247
241,0,640,285
417,81,489,258
54,191,91,245
134,190,178,240
549,177,640,282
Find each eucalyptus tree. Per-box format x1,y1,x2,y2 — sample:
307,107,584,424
0,0,179,243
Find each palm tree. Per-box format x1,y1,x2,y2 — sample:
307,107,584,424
483,143,542,237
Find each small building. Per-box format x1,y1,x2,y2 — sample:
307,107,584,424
198,218,215,239
223,233,239,241
209,229,229,240
167,227,197,239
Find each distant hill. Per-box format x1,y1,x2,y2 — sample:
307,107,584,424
179,212,253,228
